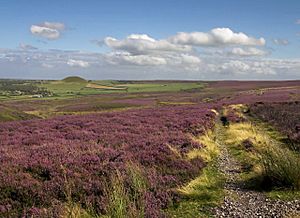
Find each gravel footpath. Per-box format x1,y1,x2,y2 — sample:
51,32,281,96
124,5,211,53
213,123,300,218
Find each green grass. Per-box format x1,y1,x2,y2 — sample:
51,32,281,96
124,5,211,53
260,145,300,189
113,82,204,93
39,80,205,97
266,190,300,201
167,163,224,218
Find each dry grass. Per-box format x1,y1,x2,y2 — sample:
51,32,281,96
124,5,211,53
210,109,219,116
187,131,219,162
225,122,269,147
62,203,97,218
166,144,182,158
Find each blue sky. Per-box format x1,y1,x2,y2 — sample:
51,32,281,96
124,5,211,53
0,0,300,80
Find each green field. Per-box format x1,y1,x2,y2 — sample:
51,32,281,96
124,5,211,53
39,79,205,97
0,77,207,119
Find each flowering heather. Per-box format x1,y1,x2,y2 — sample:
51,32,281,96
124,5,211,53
249,101,300,146
225,107,246,123
0,105,215,217
219,87,300,105
209,81,300,91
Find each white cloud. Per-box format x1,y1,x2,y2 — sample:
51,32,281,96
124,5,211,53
19,43,38,50
296,19,300,24
168,28,265,46
106,52,167,66
104,34,192,55
273,38,289,46
229,47,267,56
0,48,299,79
209,60,276,75
105,51,203,69
101,28,267,71
43,22,65,30
180,54,202,64
220,60,251,74
30,22,65,40
67,59,90,68
3,27,300,79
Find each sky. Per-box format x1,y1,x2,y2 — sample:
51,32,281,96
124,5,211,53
1,0,300,80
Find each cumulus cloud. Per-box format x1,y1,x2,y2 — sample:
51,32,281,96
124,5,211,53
105,51,203,69
273,38,289,46
106,52,167,66
19,43,38,50
104,34,192,55
30,22,65,40
229,47,267,56
101,28,266,72
168,28,265,46
67,59,90,68
180,54,202,64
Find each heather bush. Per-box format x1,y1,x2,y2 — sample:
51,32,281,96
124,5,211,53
0,105,215,217
250,101,300,146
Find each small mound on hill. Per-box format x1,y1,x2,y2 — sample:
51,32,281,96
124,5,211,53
62,76,87,83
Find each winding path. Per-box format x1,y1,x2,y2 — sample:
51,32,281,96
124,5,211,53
213,122,300,218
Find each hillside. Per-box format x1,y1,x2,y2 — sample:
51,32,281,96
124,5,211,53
62,76,87,83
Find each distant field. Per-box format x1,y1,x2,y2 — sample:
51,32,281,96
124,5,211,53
86,83,126,90
39,79,206,97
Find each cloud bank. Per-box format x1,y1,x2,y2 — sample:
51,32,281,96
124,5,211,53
1,27,298,80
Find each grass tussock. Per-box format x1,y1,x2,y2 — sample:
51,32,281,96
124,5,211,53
61,163,148,218
188,131,219,162
107,171,128,218
225,122,269,147
107,163,147,218
260,145,300,189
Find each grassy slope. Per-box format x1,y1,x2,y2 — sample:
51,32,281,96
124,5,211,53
0,105,38,122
